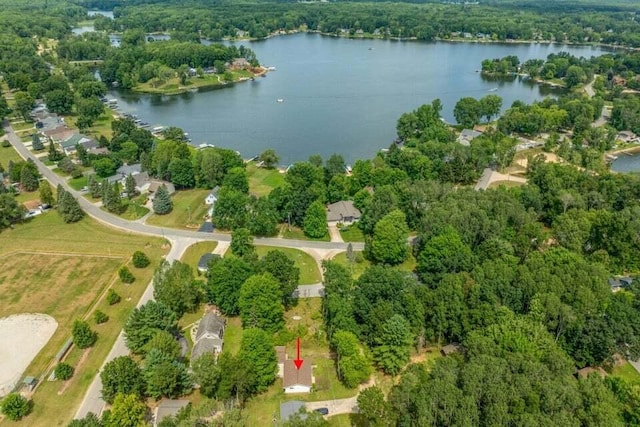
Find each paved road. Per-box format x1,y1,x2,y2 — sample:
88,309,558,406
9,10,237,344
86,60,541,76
305,396,359,417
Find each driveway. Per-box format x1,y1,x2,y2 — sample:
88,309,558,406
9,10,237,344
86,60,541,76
305,396,359,417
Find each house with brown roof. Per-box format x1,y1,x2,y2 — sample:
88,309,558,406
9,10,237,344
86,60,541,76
326,200,361,224
283,359,313,394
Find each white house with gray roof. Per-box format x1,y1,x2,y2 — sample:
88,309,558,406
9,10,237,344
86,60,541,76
326,200,361,223
191,312,225,362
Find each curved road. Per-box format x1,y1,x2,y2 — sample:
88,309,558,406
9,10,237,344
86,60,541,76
3,120,363,419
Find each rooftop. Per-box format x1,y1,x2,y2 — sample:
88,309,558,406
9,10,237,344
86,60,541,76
326,200,361,222
280,401,306,422
283,359,313,388
195,312,225,342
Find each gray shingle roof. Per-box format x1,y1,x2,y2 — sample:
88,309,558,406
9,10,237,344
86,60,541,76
326,200,361,222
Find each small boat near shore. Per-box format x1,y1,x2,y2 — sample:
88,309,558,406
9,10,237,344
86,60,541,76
277,98,284,103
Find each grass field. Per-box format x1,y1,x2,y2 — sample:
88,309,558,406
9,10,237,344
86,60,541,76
247,163,285,197
181,241,219,273
68,175,88,191
332,251,417,279
64,111,115,140
255,246,321,284
0,214,167,427
281,225,330,242
133,70,254,95
339,223,364,242
611,361,640,385
146,189,210,229
0,144,23,169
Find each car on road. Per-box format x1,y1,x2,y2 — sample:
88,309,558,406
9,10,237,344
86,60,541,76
314,408,329,416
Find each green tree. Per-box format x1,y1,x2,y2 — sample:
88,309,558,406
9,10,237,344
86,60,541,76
100,356,145,404
88,175,102,198
104,182,124,214
0,194,26,230
143,330,181,360
92,158,117,178
107,289,121,305
325,153,346,179
132,251,150,268
191,352,220,398
258,149,279,168
258,250,300,308
206,255,254,315
72,320,97,349
13,91,34,121
45,89,74,114
20,160,40,191
119,266,135,283
565,65,587,88
230,227,254,257
357,386,391,427
58,190,84,223
417,226,473,284
169,158,195,189
153,260,200,317
331,330,372,388
48,140,63,162
94,310,109,324
124,174,136,198
479,94,503,122
453,97,482,128
153,184,173,214
54,363,74,381
143,348,192,399
104,393,146,427
1,393,31,421
237,328,277,394
369,209,409,265
124,301,177,353
67,412,102,427
32,133,44,151
303,200,328,238
223,167,249,193
38,181,54,206
372,315,412,375
77,97,105,128
239,274,284,333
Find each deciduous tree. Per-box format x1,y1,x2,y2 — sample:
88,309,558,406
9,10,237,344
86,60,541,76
303,200,328,238
369,209,409,265
100,356,145,404
124,301,177,353
239,274,284,333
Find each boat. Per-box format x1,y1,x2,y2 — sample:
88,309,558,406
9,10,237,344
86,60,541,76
267,66,276,71
277,98,284,103
606,154,619,161
488,88,498,92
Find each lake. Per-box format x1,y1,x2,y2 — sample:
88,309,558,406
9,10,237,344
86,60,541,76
108,33,608,163
611,151,640,173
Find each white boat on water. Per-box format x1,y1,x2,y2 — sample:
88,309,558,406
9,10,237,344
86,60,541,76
267,66,276,71
277,98,284,103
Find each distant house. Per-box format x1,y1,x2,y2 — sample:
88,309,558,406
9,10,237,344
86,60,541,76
280,401,306,423
191,312,225,362
117,163,142,176
230,58,249,70
154,399,190,427
133,172,151,193
205,186,220,205
87,147,110,156
283,359,313,394
197,253,219,272
149,181,176,197
43,126,77,143
326,200,361,223
616,131,639,144
60,134,98,155
441,343,462,356
609,276,633,292
576,367,606,379
457,129,483,147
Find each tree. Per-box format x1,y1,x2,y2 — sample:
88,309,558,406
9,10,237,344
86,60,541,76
237,328,277,394
479,94,503,122
206,255,254,315
566,65,587,88
45,89,74,114
94,310,109,324
72,320,97,349
239,274,284,333
247,196,279,236
259,149,279,168
143,348,192,399
417,226,474,284
132,251,150,268
372,315,412,375
48,140,64,162
67,412,102,427
331,330,372,388
13,91,34,121
223,167,249,194
88,175,102,198
107,289,121,305
104,182,124,214
1,393,31,421
284,409,329,427
169,158,195,188
357,386,391,427
191,352,220,398
76,97,105,128
100,356,145,404
213,187,248,230
57,190,84,223
369,209,409,265
119,266,135,283
325,153,346,179
153,184,173,214
39,181,54,206
0,194,25,230
92,158,117,178
20,160,40,191
230,227,254,257
124,174,136,198
258,250,300,308
453,97,482,128
124,301,177,353
105,393,146,427
303,200,328,238
54,363,74,380
153,260,200,317
32,133,44,151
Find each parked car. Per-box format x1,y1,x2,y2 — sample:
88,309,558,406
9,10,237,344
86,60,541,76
314,408,329,416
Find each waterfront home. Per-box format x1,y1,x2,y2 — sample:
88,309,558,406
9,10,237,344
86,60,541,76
616,131,639,144
457,129,483,147
205,186,220,206
60,134,99,155
326,200,361,224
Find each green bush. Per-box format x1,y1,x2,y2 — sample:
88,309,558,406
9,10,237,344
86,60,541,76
132,251,150,268
72,320,97,349
94,310,109,324
119,266,135,284
54,363,74,381
1,393,31,421
1,139,10,148
107,289,121,305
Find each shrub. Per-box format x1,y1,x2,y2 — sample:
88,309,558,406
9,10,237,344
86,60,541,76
107,289,121,305
119,266,135,284
54,363,74,381
1,139,10,148
94,310,109,324
132,251,150,268
1,393,31,421
72,320,97,349
70,168,83,179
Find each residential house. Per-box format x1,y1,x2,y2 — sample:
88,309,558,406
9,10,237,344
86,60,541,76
283,359,313,394
117,164,142,176
616,131,639,144
191,312,225,362
326,200,361,223
60,134,98,156
457,129,483,147
133,172,151,193
87,147,110,156
441,343,462,356
576,367,606,379
149,180,176,197
205,186,220,205
42,127,78,143
609,276,633,292
197,253,219,273
280,401,306,423
229,58,249,70
154,399,190,427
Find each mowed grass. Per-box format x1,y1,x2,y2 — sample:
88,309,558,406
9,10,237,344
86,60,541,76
255,246,321,284
146,189,211,229
611,361,640,385
181,241,219,273
0,214,167,427
0,144,23,169
247,163,285,197
332,251,416,279
281,225,330,242
339,223,365,242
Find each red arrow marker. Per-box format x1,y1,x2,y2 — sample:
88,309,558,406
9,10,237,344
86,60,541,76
293,337,304,370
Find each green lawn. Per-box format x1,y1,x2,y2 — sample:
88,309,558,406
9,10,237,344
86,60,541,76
332,251,416,279
181,241,219,273
247,163,285,197
133,70,255,95
611,361,640,385
0,144,22,169
10,121,34,131
0,214,167,427
281,225,330,242
339,223,365,242
146,189,211,229
68,175,88,191
65,111,115,140
116,200,150,221
256,246,321,284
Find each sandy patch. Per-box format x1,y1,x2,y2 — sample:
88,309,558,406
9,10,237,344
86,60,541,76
0,314,58,397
